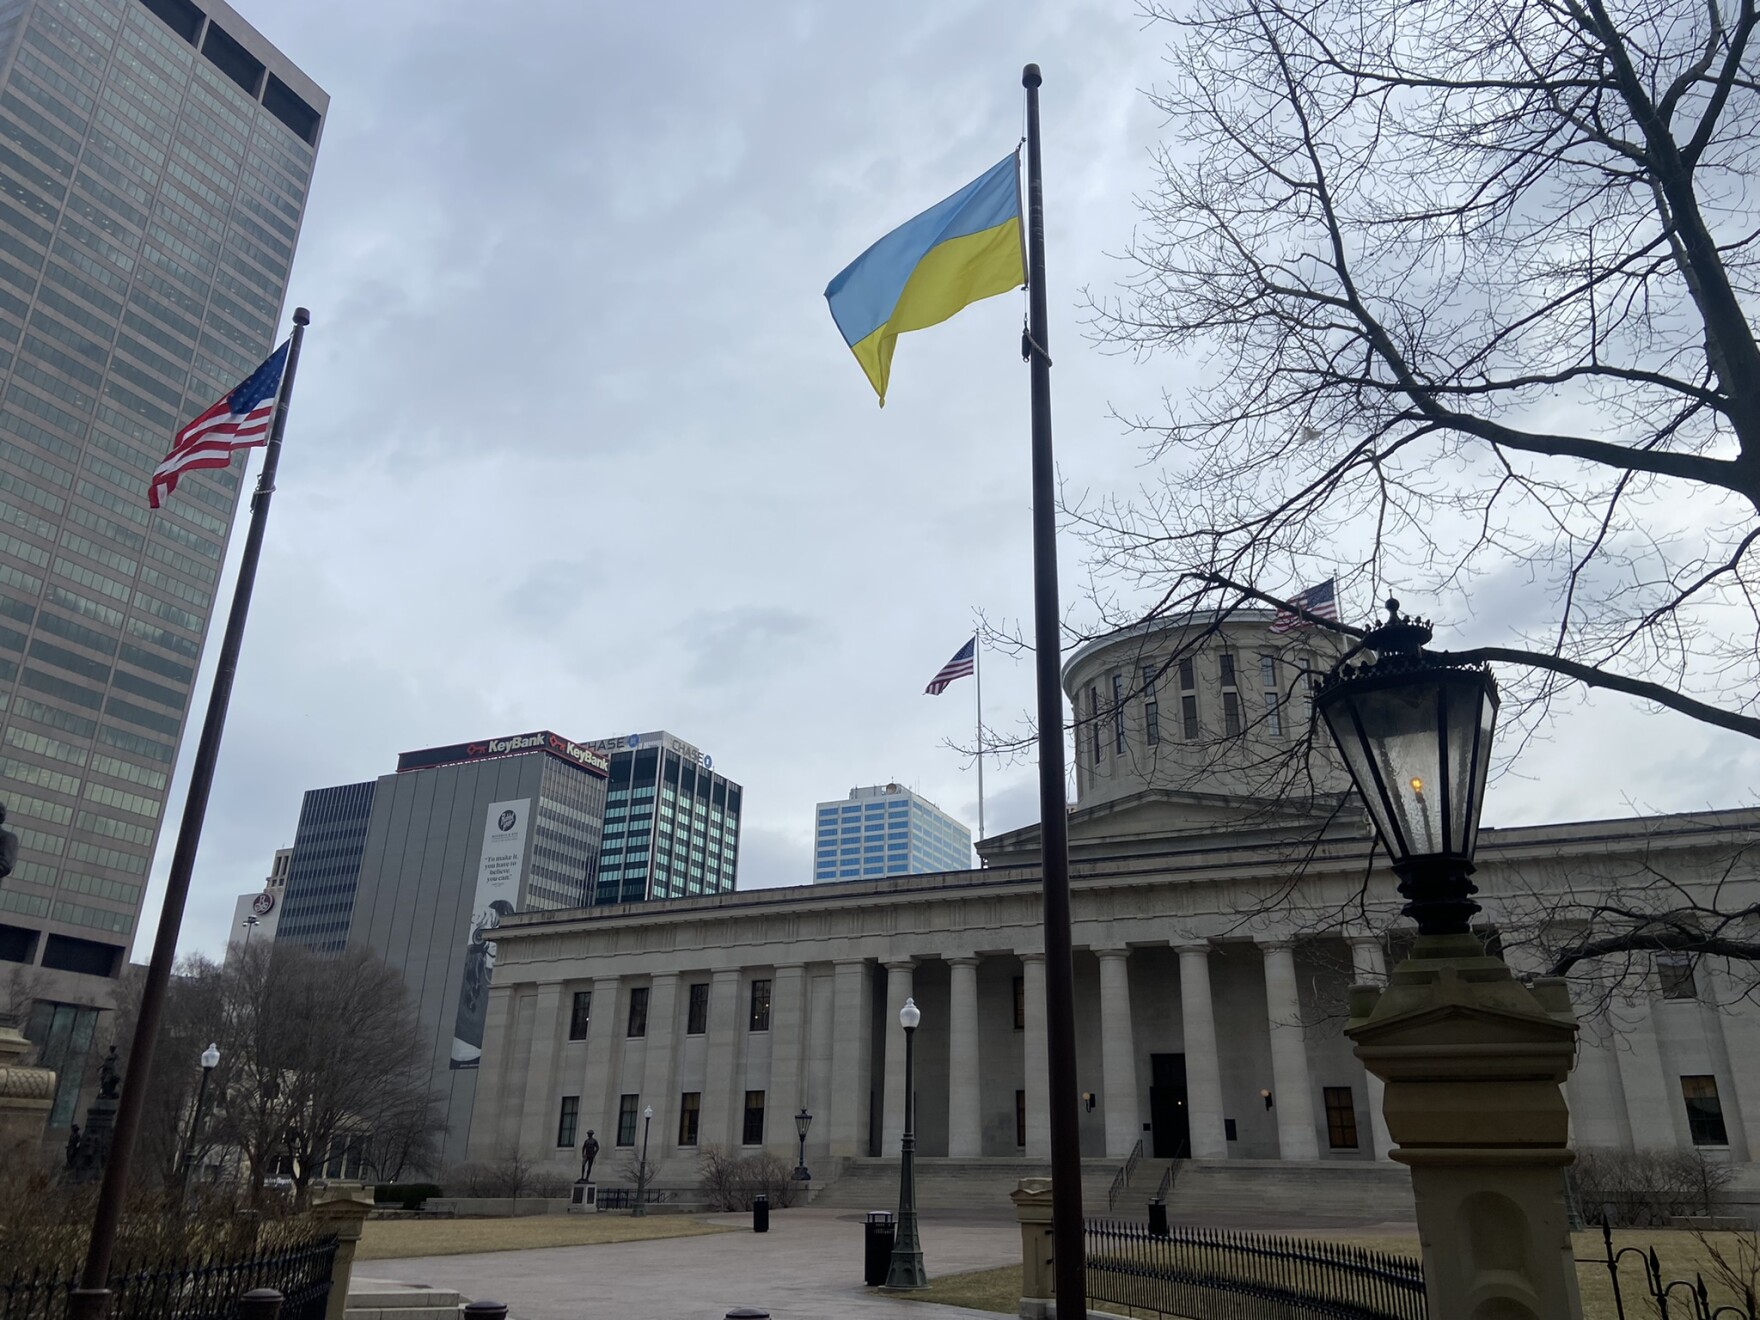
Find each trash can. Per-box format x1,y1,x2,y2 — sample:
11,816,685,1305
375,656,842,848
864,1210,896,1286
1148,1199,1169,1238
753,1193,770,1233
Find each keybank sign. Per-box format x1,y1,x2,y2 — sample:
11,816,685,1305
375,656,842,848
397,730,610,777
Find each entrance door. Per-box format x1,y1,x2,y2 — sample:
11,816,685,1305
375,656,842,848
1149,1053,1191,1158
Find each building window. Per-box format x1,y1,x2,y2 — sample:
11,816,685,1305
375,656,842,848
1223,691,1242,737
627,987,649,1038
687,982,709,1034
1013,976,1025,1030
1112,673,1126,753
749,979,772,1031
1323,1087,1358,1150
742,1090,766,1145
1657,953,1698,1000
1259,654,1277,689
678,1092,701,1146
1219,652,1236,688
1265,692,1283,738
557,1095,580,1148
1682,1076,1729,1145
569,991,591,1041
1088,686,1102,762
1182,693,1199,741
1142,664,1160,746
1016,1090,1026,1148
616,1094,639,1147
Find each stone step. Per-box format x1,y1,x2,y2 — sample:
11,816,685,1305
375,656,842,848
812,1158,1118,1211
346,1278,466,1320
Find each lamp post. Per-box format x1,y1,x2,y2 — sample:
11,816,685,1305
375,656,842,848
793,1107,812,1182
177,1042,220,1203
240,914,260,946
633,1104,653,1217
1317,598,1583,1320
884,997,927,1289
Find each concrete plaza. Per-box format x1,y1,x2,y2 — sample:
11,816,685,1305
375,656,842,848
358,1208,1019,1320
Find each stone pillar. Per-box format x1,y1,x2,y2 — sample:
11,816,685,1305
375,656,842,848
1568,1003,1633,1150
581,975,620,1146
1349,937,1583,1320
470,984,517,1157
947,956,982,1157
311,1183,375,1320
1021,952,1050,1159
1096,949,1141,1157
1259,939,1320,1160
806,970,835,1158
766,963,807,1160
1611,993,1684,1149
0,1021,52,1156
829,959,873,1157
1704,961,1760,1159
1012,1177,1056,1320
638,973,680,1162
1346,936,1395,1160
1176,943,1228,1159
517,981,566,1160
698,968,744,1150
881,959,916,1156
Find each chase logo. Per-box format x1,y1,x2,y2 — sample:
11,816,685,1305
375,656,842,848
498,809,517,831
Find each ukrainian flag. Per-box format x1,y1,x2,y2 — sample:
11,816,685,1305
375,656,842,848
825,153,1024,405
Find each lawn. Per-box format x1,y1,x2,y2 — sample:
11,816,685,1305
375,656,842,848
897,1230,1760,1319
355,1213,734,1259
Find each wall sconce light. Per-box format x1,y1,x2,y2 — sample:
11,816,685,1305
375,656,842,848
1261,1089,1274,1110
1082,1092,1097,1113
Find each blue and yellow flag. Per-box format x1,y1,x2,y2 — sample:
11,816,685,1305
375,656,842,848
824,154,1024,405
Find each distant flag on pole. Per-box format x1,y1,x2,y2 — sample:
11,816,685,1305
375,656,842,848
148,341,289,509
1269,578,1340,633
925,637,977,695
824,153,1024,406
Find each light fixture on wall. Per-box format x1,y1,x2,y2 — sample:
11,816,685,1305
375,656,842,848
1260,1089,1273,1111
1082,1092,1096,1113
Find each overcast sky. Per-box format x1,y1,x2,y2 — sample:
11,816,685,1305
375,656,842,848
150,0,1760,962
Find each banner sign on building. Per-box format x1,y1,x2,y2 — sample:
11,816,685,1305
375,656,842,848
450,797,531,1070
581,730,714,771
398,730,609,777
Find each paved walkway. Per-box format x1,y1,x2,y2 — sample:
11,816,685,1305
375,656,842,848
358,1208,1020,1320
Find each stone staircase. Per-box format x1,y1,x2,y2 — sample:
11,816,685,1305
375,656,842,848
346,1279,467,1320
1158,1159,1417,1228
810,1157,1119,1214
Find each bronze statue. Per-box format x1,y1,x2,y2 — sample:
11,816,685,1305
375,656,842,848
579,1130,600,1182
97,1045,120,1100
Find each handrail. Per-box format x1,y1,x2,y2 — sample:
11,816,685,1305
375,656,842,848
1106,1138,1145,1211
1155,1161,1175,1204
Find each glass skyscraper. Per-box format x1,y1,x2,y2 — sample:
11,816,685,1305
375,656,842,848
0,0,322,996
813,783,973,882
585,730,741,905
273,780,374,957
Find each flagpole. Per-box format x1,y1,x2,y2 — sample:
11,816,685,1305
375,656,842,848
974,632,985,854
69,307,312,1320
1021,65,1086,1320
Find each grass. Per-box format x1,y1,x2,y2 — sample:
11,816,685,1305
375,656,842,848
355,1213,734,1260
896,1230,1760,1319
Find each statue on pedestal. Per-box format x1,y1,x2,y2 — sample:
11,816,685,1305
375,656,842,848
579,1130,599,1183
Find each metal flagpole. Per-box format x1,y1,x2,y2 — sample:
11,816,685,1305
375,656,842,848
974,632,985,850
69,307,312,1320
1021,65,1087,1320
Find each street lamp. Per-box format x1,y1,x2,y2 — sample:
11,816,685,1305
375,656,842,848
633,1104,654,1217
1314,598,1499,939
793,1107,812,1182
885,996,927,1289
240,914,260,945
177,1042,220,1203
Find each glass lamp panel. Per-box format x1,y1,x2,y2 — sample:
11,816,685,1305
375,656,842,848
1441,676,1481,855
1463,684,1498,857
1321,699,1402,855
1325,681,1446,862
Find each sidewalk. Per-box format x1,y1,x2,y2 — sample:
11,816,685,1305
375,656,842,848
358,1207,1019,1320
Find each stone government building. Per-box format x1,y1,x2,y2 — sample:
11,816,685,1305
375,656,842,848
467,613,1760,1198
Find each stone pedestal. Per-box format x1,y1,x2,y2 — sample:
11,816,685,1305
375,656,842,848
1011,1177,1054,1320
1347,934,1583,1320
0,1021,53,1156
568,1180,597,1212
311,1182,376,1320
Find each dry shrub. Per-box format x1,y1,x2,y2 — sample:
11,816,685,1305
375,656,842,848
440,1148,571,1200
1572,1147,1732,1227
696,1145,801,1211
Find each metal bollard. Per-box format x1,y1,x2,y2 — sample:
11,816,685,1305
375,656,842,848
462,1304,509,1320
235,1288,284,1320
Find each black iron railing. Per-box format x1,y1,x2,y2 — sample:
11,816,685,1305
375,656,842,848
1085,1218,1426,1320
595,1186,676,1211
1154,1161,1175,1205
1595,1220,1758,1319
0,1235,335,1320
1107,1138,1144,1212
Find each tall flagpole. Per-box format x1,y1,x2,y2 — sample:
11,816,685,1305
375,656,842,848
69,308,312,1320
974,632,985,851
1021,65,1087,1320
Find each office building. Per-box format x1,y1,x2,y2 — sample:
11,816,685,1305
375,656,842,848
0,0,324,1051
812,783,971,881
583,731,740,905
223,842,286,959
273,729,611,1165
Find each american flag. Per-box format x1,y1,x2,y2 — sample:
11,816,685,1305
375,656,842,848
149,342,289,509
925,637,976,695
1269,579,1340,633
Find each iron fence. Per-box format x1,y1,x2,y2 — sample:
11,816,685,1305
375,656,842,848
1085,1218,1426,1320
595,1186,677,1211
0,1235,335,1320
1594,1220,1758,1319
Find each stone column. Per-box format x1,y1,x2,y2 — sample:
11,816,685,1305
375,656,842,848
1346,937,1396,1160
1611,993,1684,1149
829,959,874,1156
1176,943,1228,1159
766,963,807,1160
947,955,983,1157
1096,949,1141,1157
1349,938,1583,1320
581,975,620,1149
638,973,680,1162
1568,1001,1633,1150
881,958,916,1156
1259,939,1320,1160
1021,952,1050,1159
1012,1177,1056,1320
311,1184,376,1320
698,968,744,1150
1704,961,1760,1158
517,981,566,1160
468,984,517,1157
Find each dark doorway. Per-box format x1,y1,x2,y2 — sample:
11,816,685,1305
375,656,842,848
1149,1053,1191,1158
